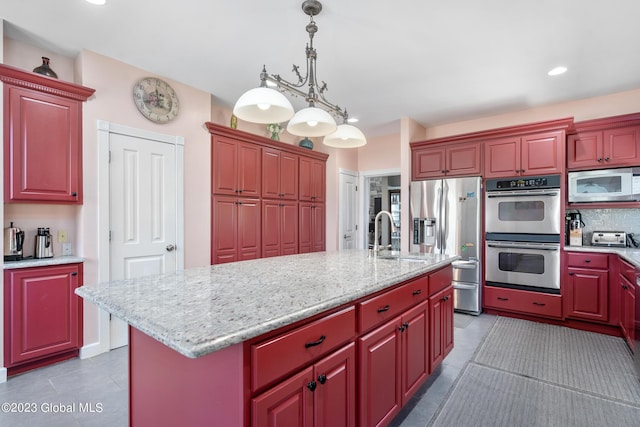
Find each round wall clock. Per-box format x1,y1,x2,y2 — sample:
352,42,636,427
133,77,179,123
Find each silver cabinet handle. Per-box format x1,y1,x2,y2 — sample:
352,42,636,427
166,244,176,252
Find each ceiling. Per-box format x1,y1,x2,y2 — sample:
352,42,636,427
3,0,640,137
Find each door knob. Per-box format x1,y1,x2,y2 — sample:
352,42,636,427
166,244,176,252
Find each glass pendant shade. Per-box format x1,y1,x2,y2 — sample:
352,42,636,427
233,87,295,124
286,107,337,137
323,124,367,148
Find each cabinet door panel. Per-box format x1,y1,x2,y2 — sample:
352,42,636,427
262,201,281,258
281,202,299,256
299,203,313,254
429,295,444,369
212,137,238,195
211,196,237,264
358,318,402,427
7,87,81,202
484,138,520,178
311,160,326,202
314,343,356,427
412,147,446,180
446,143,481,176
521,131,563,175
401,301,429,403
237,142,261,196
603,127,640,166
311,204,325,253
5,265,81,365
280,152,299,200
252,366,314,427
567,133,602,169
237,199,261,261
262,148,281,199
566,268,608,322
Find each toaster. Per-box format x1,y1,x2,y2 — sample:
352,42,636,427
591,231,626,247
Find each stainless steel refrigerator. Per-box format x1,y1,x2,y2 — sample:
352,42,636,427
410,177,482,315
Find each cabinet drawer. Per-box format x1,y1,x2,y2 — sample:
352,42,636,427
566,252,608,269
484,286,562,318
358,275,429,333
429,266,453,296
251,306,355,392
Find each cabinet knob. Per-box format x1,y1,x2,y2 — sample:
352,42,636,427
597,158,603,162
520,169,526,173
403,321,409,330
412,289,422,296
497,297,509,301
71,192,78,197
532,302,546,307
584,259,591,263
317,374,327,385
71,272,78,276
441,170,446,174
568,272,575,276
307,381,317,392
604,157,610,161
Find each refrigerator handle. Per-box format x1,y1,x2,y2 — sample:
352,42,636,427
441,182,447,252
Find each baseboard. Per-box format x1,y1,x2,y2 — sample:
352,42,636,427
79,341,109,359
0,367,7,384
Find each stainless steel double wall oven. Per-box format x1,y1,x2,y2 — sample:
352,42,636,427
485,175,561,294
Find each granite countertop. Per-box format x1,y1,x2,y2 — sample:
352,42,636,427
76,250,458,359
564,245,640,268
3,256,85,269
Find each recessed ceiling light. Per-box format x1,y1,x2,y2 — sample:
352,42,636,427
85,0,107,5
548,66,568,76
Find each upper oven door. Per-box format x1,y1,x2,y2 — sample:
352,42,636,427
485,188,561,235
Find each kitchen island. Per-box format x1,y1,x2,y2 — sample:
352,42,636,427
76,249,457,427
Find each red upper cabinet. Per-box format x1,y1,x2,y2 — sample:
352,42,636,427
299,157,326,202
262,147,299,200
485,131,563,178
4,264,83,368
412,142,481,180
1,64,94,203
212,136,261,197
567,114,640,170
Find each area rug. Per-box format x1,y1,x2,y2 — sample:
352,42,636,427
473,316,640,404
428,316,640,427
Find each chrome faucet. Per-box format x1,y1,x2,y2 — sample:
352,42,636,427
373,210,397,255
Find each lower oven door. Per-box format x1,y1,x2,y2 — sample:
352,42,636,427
485,240,560,291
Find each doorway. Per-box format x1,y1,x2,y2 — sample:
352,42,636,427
358,170,401,250
97,121,184,350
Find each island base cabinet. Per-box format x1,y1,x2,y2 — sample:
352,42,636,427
358,301,430,427
252,342,356,427
129,327,246,427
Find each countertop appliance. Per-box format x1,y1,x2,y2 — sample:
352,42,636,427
565,211,585,246
485,175,561,294
591,231,627,247
568,167,640,203
35,227,54,259
410,177,482,315
4,222,25,261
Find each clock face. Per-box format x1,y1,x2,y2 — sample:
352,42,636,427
133,77,179,123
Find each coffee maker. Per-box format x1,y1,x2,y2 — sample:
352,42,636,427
35,227,54,259
565,212,585,246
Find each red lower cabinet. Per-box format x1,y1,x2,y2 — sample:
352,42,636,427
3,264,83,373
252,342,356,427
429,286,454,370
358,300,430,427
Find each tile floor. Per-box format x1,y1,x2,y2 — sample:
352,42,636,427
0,313,494,427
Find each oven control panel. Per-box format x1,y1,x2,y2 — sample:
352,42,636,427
486,174,561,191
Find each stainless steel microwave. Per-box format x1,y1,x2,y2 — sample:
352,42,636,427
568,167,640,203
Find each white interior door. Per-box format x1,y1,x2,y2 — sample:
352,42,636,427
109,132,179,349
339,170,358,249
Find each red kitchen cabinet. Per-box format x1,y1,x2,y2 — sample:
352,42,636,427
262,200,298,258
4,264,83,372
565,268,609,323
484,286,563,318
567,113,640,170
619,258,636,349
299,157,326,202
429,286,454,370
1,64,94,203
263,147,298,200
412,142,481,180
212,135,261,197
253,343,356,427
299,202,325,253
211,195,261,264
484,131,563,178
358,300,430,427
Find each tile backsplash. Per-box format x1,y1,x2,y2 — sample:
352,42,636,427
569,208,640,245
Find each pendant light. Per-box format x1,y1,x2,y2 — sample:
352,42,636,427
232,0,366,147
